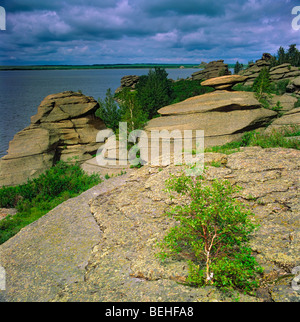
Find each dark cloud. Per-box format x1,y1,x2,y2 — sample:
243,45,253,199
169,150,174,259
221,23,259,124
1,0,299,65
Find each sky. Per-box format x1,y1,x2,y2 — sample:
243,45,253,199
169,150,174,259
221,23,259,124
0,0,300,65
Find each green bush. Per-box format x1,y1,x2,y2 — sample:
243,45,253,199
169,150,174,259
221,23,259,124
157,173,263,293
170,80,214,104
205,127,300,154
0,162,102,244
96,88,122,132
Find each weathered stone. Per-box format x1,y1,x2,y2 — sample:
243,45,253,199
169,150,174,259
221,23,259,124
201,75,248,90
270,94,298,111
1,147,298,302
115,75,140,93
265,107,300,133
31,91,99,123
0,91,107,187
157,91,262,116
192,60,231,81
145,90,276,148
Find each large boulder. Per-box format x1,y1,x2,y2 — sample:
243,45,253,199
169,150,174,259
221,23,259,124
115,75,140,93
145,90,277,156
192,60,231,81
201,75,248,90
0,91,107,187
265,107,300,133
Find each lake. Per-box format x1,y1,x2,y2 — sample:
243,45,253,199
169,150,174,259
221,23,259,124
0,68,199,158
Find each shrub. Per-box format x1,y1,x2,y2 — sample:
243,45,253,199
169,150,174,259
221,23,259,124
157,173,263,293
96,88,121,133
0,162,102,244
170,80,214,104
253,67,272,100
205,127,300,154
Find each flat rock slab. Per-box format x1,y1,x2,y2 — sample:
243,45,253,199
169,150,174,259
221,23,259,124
1,148,299,302
0,174,130,302
201,75,247,87
157,90,261,116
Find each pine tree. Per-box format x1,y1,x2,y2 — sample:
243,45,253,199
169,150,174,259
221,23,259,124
96,88,121,133
234,61,244,74
136,68,173,119
253,67,271,100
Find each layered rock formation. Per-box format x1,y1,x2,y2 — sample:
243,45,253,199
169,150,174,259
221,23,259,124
201,75,248,90
145,90,277,154
192,60,231,81
0,91,106,187
286,76,300,97
115,75,140,93
240,53,300,86
266,107,300,133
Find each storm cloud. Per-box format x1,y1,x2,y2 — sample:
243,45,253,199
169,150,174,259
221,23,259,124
0,0,299,65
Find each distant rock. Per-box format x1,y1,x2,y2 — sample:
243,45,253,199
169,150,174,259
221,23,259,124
0,91,106,187
201,75,248,90
240,53,300,86
191,60,231,81
115,75,140,93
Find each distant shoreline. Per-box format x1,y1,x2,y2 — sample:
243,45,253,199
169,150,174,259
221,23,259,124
0,64,207,71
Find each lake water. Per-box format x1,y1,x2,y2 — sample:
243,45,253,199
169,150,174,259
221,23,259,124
0,68,199,158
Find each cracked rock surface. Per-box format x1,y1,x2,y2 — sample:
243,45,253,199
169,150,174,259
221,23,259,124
0,147,299,302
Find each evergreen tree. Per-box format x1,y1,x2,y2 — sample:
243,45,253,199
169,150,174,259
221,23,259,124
136,67,173,119
234,61,244,74
118,88,148,132
96,88,121,133
253,67,271,100
277,46,286,65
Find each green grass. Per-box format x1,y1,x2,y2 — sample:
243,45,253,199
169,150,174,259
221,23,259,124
205,127,300,155
0,161,102,244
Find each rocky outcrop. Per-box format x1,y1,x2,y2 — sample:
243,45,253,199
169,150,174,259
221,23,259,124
0,91,106,187
201,75,248,90
192,60,231,81
1,147,299,302
265,107,300,133
115,75,140,93
269,64,300,83
286,76,300,97
239,54,272,86
240,53,300,86
145,90,277,152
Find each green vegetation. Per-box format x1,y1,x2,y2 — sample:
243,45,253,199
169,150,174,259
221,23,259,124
96,88,121,133
252,67,272,102
136,67,173,119
98,67,213,132
170,79,214,104
157,172,263,294
0,162,102,244
234,61,244,74
270,44,300,67
205,127,300,155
